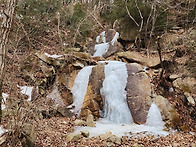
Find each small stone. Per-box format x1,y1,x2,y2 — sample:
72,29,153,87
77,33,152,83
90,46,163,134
106,142,115,147
66,132,82,142
172,142,180,147
0,135,6,145
74,119,86,126
133,143,144,147
72,61,85,68
121,136,128,143
80,131,89,138
191,143,196,147
86,113,96,127
184,92,195,105
169,74,180,80
187,96,195,105
22,123,36,147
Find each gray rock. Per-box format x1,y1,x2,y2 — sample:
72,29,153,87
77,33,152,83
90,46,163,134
66,132,82,142
80,131,89,138
74,119,86,126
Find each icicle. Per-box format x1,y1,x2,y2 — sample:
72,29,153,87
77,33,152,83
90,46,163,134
71,66,93,114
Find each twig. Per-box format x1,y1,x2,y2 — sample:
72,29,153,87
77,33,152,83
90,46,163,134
124,0,139,27
87,10,104,29
15,20,35,50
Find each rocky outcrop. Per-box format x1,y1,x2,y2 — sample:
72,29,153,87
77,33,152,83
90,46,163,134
117,51,161,67
80,63,105,120
126,63,152,124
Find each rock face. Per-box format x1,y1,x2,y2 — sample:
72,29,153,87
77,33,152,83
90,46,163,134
126,63,152,124
80,63,105,120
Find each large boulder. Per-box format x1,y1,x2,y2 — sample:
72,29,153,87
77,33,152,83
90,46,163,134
126,63,152,124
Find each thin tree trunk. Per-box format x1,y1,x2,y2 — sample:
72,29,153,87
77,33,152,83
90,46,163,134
0,0,17,124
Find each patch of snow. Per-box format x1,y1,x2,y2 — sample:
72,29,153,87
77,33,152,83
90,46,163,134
100,61,133,124
0,126,8,136
146,103,165,127
1,93,8,110
169,87,174,92
93,43,109,57
74,118,169,138
143,66,148,73
44,53,63,58
17,85,33,101
96,31,106,43
46,86,64,107
71,66,94,114
111,32,119,45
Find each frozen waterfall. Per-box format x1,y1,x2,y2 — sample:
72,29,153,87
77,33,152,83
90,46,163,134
71,66,93,114
100,61,133,124
71,62,168,137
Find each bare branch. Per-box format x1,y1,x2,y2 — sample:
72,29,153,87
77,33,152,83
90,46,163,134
124,0,139,27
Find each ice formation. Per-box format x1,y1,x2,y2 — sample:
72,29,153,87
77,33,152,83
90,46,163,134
46,86,64,107
93,31,119,57
96,31,106,43
93,43,109,57
44,53,63,58
100,61,133,124
146,102,165,127
1,93,8,110
17,85,33,101
111,32,119,45
71,66,93,114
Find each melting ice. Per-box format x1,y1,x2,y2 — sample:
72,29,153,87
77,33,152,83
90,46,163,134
100,61,133,123
17,85,33,101
93,31,119,57
71,66,93,114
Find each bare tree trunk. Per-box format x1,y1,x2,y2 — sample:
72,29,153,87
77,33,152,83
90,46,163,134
0,0,17,124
